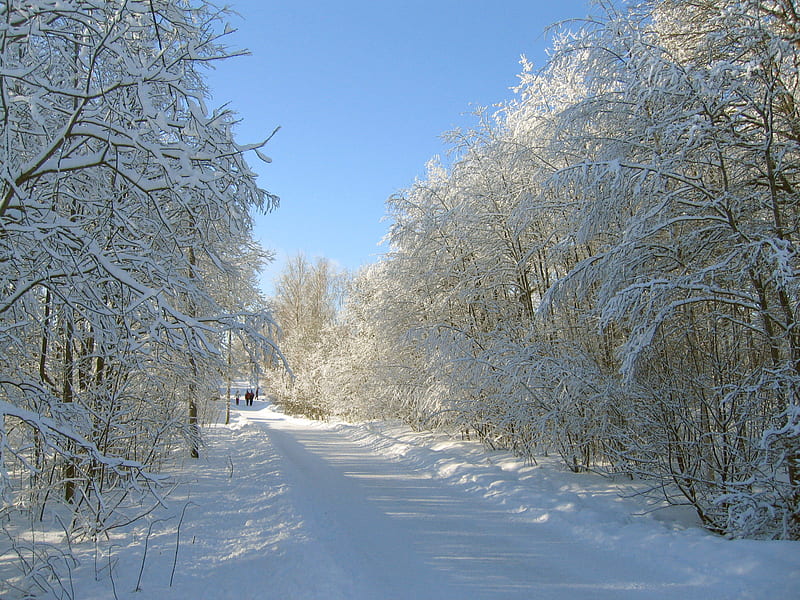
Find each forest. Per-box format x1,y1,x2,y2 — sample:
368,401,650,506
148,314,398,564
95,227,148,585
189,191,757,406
0,0,798,594
265,0,800,541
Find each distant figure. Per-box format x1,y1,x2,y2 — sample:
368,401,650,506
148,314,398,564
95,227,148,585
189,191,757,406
235,392,240,406
245,389,254,406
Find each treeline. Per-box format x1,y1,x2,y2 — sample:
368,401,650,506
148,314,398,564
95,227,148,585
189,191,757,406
264,254,349,419
270,0,799,539
0,1,278,594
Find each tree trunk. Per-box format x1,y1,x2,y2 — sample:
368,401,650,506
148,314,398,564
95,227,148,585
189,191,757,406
188,394,199,459
226,329,231,425
62,309,76,503
187,245,200,458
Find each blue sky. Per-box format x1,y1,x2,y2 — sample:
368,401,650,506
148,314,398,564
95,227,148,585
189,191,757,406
206,0,593,294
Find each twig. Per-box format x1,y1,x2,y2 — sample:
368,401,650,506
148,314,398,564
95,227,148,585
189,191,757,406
170,502,196,587
54,513,76,600
134,517,170,592
108,545,118,600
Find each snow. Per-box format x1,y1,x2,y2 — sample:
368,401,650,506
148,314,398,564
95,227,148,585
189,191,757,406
7,401,798,600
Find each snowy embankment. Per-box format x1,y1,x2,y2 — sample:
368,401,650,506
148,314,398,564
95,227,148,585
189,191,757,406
6,402,798,600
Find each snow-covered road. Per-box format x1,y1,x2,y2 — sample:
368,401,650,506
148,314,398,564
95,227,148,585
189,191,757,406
258,410,684,599
75,402,798,600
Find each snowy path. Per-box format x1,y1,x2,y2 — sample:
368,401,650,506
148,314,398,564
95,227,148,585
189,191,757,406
74,403,798,600
260,412,678,599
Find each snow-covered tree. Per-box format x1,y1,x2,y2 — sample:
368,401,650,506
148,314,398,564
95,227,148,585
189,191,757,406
0,0,280,588
265,254,346,418
533,0,800,537
330,0,798,538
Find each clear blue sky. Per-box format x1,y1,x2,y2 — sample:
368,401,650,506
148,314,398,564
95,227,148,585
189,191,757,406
205,0,593,294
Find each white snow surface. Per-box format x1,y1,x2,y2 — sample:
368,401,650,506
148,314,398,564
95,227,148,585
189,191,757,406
30,403,800,599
